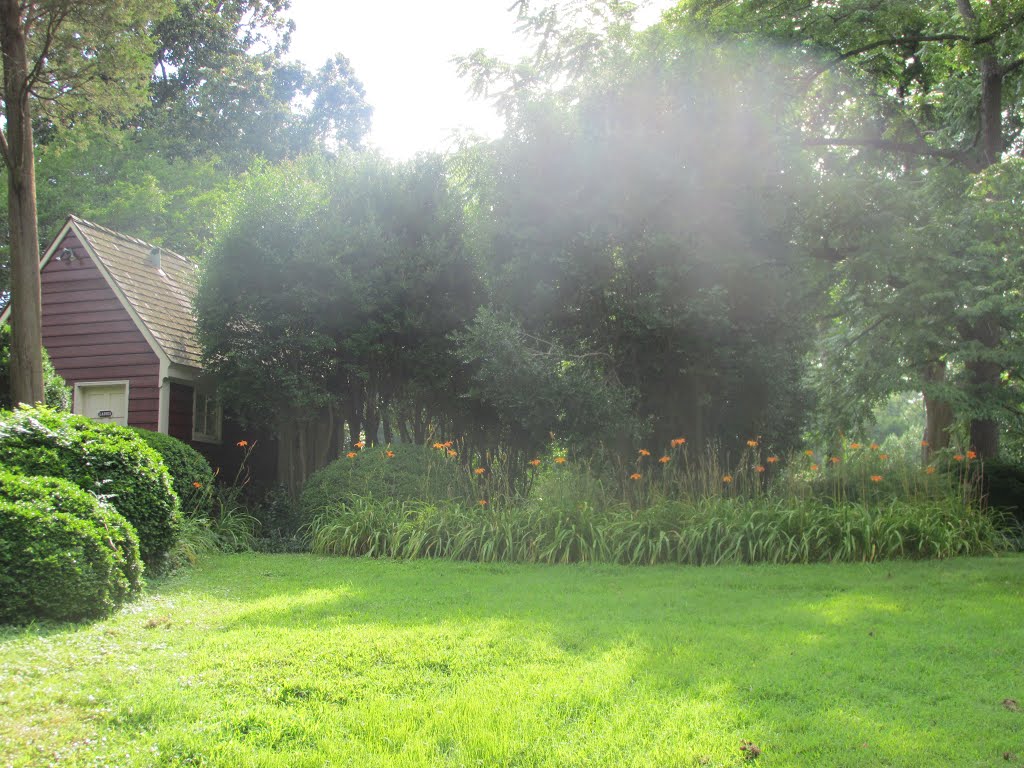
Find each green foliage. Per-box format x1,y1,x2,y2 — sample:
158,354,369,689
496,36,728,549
168,500,259,568
667,1,1024,456
198,153,484,489
0,491,142,623
0,405,180,564
461,40,819,457
454,309,641,461
131,428,215,516
0,470,144,598
298,445,466,528
0,324,71,411
144,0,371,168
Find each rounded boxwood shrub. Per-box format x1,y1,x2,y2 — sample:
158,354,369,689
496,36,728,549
299,444,464,526
0,500,136,623
0,471,144,597
132,428,215,516
0,405,180,564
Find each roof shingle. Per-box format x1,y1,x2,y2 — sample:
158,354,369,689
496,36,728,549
72,216,203,368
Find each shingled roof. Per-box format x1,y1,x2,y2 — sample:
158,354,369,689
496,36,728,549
70,216,203,368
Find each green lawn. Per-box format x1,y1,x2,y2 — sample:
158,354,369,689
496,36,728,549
1,554,1022,767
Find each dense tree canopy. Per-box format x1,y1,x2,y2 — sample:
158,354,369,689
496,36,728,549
6,0,1024,487
663,0,1024,457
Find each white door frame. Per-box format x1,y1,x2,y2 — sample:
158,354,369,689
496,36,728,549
72,380,131,426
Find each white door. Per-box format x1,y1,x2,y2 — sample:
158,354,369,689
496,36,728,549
76,383,129,426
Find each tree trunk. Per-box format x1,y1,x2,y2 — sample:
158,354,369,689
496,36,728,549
922,361,953,462
346,377,362,448
959,54,1004,457
1,0,43,406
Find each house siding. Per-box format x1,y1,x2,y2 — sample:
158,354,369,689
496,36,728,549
41,233,161,431
168,382,193,442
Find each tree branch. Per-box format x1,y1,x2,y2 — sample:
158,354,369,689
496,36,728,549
1002,55,1024,77
806,33,972,83
956,0,977,22
25,6,70,92
802,136,965,161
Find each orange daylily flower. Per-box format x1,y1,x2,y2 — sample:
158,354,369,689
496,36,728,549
849,442,862,450
659,456,671,464
746,439,758,448
554,457,567,464
870,475,883,483
870,443,880,450
385,450,395,458
447,449,458,458
474,467,486,475
755,465,766,473
804,450,814,457
432,442,444,449
920,440,929,447
529,459,541,467
953,454,964,462
346,452,357,459
354,441,365,449
236,440,248,447
810,463,819,471
192,481,202,488
442,441,453,448
766,456,779,464
478,499,488,507
879,453,889,460
629,473,642,481
722,474,733,484
638,449,651,457
966,450,977,460
670,438,686,447
830,456,840,464
925,466,936,475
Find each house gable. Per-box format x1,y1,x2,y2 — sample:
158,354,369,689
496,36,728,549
36,230,161,430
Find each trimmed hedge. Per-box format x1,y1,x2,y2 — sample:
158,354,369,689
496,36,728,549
0,498,138,623
0,405,180,564
299,444,464,527
132,428,215,516
0,471,144,597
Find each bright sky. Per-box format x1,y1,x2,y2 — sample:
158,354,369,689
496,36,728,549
287,1,673,159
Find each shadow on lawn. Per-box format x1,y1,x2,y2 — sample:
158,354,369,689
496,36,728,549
3,554,1021,765
154,554,1024,763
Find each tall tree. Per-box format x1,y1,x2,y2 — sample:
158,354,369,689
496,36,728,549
143,0,371,167
0,0,168,405
671,0,1024,457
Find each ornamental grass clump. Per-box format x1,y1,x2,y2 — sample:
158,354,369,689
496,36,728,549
304,432,1011,565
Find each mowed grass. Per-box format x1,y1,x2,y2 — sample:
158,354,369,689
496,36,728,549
2,555,1023,767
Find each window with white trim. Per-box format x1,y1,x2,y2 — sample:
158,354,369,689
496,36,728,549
192,390,222,443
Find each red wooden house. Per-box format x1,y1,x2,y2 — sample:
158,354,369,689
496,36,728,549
1,215,271,479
